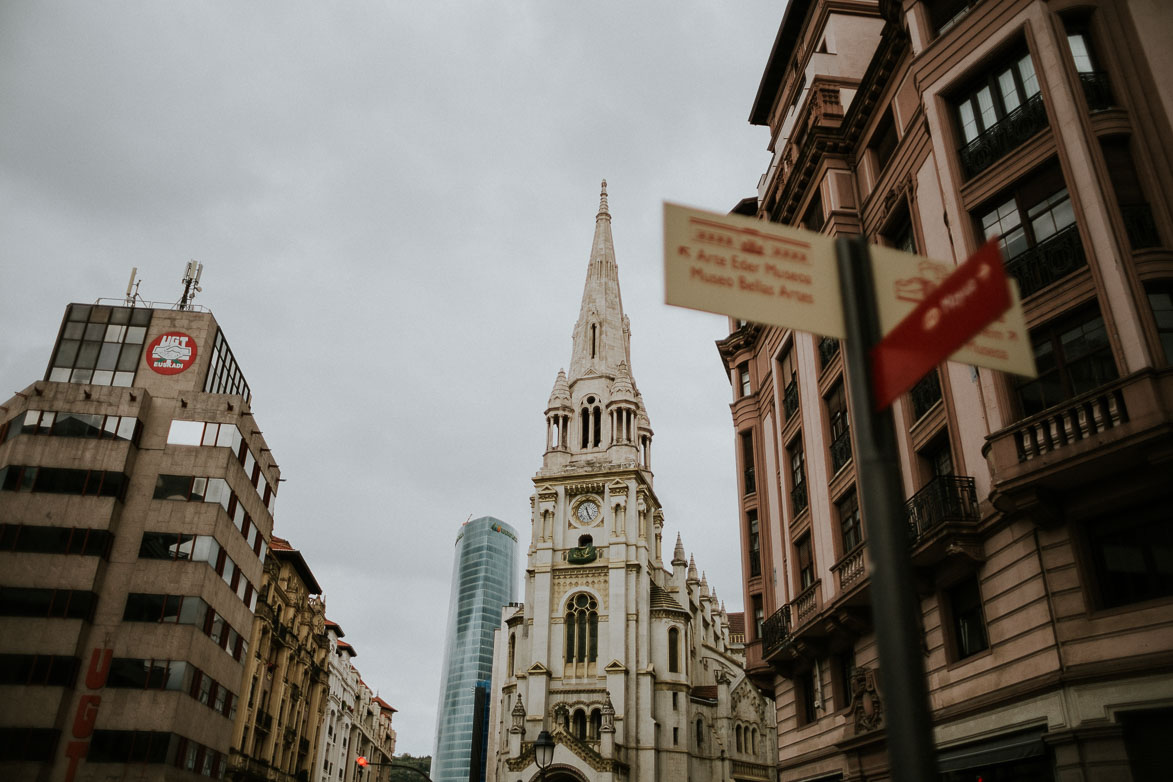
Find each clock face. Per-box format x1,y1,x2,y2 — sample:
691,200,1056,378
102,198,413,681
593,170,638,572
576,500,600,524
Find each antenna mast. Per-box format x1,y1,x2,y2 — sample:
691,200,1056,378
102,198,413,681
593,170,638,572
179,261,204,310
125,268,140,306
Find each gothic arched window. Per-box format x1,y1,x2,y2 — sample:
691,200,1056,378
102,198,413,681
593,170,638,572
572,709,587,739
668,627,680,673
696,717,704,748
565,593,598,663
507,633,516,675
736,724,743,753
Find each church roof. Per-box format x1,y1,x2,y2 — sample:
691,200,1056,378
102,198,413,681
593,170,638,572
690,685,719,703
568,180,634,384
649,582,687,614
727,612,746,636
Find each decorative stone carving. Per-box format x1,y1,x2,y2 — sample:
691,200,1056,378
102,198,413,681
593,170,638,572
511,695,526,733
850,666,884,733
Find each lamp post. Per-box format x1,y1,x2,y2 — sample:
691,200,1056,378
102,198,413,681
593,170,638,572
533,730,554,781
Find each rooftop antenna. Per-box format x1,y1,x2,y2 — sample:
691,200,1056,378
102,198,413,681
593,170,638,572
124,267,140,306
178,260,204,310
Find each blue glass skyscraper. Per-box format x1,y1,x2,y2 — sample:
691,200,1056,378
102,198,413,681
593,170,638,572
432,516,518,782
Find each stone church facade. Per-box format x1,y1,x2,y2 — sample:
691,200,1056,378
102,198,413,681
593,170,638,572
484,183,775,782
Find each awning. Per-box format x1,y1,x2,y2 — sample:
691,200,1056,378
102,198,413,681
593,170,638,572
938,727,1047,773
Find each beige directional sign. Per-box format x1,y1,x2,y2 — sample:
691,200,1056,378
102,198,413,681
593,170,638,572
663,202,846,338
869,245,1035,378
664,202,1035,378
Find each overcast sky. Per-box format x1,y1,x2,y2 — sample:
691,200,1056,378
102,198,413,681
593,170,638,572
0,1,780,755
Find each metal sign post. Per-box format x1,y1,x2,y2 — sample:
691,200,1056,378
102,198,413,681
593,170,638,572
836,235,936,781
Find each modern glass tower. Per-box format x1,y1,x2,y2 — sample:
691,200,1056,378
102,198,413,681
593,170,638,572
432,516,518,782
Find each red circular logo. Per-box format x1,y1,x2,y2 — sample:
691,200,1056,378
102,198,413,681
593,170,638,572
146,332,198,375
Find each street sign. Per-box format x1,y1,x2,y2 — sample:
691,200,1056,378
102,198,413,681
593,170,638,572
664,203,1035,382
664,202,846,338
869,243,1035,383
870,239,1023,410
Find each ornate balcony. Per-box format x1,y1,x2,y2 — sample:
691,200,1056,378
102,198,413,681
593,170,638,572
792,580,822,629
910,370,943,421
985,370,1173,522
1121,203,1161,250
761,605,791,660
790,481,808,516
783,378,800,421
959,92,1049,179
1079,71,1114,111
830,430,853,474
818,336,840,368
1005,223,1086,298
831,545,867,595
905,473,980,548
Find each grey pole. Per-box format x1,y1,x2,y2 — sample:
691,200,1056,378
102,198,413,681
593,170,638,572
835,235,937,781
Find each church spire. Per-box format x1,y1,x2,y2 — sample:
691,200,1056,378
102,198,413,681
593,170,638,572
568,180,631,382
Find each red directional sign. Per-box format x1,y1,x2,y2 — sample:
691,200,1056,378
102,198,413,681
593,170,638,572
870,239,1011,411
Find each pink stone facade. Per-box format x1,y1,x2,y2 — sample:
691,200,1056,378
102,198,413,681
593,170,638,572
722,1,1173,779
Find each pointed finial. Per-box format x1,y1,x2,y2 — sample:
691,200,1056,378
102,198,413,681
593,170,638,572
673,533,687,566
598,179,610,219
687,555,699,583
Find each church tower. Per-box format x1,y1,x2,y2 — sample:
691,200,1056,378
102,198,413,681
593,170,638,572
485,184,775,782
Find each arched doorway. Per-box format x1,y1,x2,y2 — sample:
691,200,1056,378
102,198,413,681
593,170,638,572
525,765,588,782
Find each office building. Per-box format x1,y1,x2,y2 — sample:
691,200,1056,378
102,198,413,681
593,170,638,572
483,183,775,782
433,516,519,782
721,0,1173,779
1,299,278,779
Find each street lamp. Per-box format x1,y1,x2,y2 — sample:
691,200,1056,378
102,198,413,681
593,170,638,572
533,729,554,780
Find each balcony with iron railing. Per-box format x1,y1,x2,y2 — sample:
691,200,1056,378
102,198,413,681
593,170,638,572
830,430,853,474
761,605,791,661
783,378,800,421
910,370,943,421
959,92,1049,179
984,369,1173,517
1078,71,1114,111
905,474,982,568
1005,223,1086,298
790,481,809,516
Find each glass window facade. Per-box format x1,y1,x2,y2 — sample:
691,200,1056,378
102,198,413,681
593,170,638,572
432,517,518,782
46,304,151,387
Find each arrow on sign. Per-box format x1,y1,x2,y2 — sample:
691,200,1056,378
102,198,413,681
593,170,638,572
870,239,1011,411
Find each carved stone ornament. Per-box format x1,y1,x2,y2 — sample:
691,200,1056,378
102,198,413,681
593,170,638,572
850,666,884,733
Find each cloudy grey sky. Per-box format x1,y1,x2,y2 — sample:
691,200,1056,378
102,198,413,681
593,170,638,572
0,1,779,754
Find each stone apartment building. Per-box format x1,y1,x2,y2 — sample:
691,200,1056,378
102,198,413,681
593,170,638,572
317,623,396,782
229,535,331,782
719,0,1173,779
0,300,279,779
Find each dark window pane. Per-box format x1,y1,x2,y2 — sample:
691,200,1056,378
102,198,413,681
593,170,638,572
0,587,54,617
124,593,165,622
948,577,989,659
154,475,191,500
107,658,150,689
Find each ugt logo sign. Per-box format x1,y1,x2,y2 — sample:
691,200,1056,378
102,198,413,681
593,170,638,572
146,332,197,375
